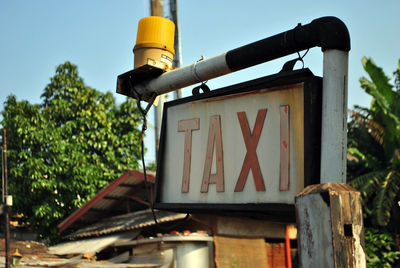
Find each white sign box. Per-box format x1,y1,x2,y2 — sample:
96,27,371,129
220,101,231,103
155,70,322,214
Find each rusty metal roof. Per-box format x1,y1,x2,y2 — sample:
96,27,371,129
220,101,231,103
58,170,156,233
66,209,187,239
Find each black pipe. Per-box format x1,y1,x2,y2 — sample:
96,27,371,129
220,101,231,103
226,16,350,72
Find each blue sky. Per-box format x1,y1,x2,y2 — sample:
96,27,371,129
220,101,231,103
1,0,399,164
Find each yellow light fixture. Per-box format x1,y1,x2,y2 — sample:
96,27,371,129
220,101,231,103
134,16,175,71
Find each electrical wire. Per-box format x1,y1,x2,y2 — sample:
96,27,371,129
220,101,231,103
128,77,190,229
137,99,190,230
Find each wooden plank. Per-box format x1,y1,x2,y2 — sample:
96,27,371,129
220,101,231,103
214,236,268,268
295,183,366,267
266,243,286,268
215,215,286,238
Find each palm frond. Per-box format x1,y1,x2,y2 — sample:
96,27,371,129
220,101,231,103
352,105,371,115
349,109,385,145
374,170,400,226
347,147,365,163
361,57,394,108
349,170,387,199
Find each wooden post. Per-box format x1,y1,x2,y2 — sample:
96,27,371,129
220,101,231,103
295,183,366,267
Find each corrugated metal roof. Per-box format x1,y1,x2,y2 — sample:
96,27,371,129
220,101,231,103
48,232,139,255
18,250,171,267
58,170,156,233
67,209,187,239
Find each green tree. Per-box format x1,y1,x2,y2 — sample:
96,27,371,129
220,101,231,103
1,62,143,242
364,228,400,267
348,57,400,252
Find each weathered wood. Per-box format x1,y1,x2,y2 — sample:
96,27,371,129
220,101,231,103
295,183,366,267
266,243,286,268
214,236,268,267
192,214,289,239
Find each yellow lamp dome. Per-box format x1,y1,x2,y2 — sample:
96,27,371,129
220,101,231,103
133,16,175,70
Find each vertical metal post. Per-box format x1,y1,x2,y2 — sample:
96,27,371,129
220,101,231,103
169,0,182,99
150,0,164,16
285,225,292,268
154,94,167,157
321,49,349,183
150,0,167,158
3,129,10,268
1,135,4,203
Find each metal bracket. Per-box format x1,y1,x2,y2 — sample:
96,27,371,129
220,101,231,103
192,83,210,96
116,64,165,100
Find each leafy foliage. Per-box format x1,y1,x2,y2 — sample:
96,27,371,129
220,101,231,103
348,57,400,228
365,228,400,267
1,62,142,242
146,162,157,171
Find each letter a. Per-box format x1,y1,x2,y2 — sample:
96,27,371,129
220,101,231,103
201,115,224,193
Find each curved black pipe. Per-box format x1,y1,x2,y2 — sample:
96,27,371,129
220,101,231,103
226,16,350,72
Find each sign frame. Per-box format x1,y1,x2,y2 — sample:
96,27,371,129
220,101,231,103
154,69,322,217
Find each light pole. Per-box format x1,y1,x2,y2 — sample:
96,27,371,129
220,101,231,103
2,129,10,268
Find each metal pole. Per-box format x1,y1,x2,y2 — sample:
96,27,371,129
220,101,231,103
150,0,166,158
1,136,4,202
150,0,164,16
136,52,230,97
321,50,348,183
169,0,182,99
3,129,10,268
285,225,292,268
129,16,350,101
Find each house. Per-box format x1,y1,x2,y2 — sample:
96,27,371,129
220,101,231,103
49,170,213,267
58,169,158,233
47,170,297,267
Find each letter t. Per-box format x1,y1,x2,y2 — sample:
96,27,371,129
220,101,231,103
178,118,200,193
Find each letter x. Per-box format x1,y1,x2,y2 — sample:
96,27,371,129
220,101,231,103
234,109,267,192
